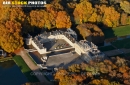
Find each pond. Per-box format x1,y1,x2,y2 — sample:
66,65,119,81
0,60,28,85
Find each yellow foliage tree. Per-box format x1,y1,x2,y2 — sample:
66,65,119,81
0,21,23,53
98,5,120,27
73,1,95,24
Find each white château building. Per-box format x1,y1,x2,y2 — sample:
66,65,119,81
25,29,105,68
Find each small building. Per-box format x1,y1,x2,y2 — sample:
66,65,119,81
0,49,7,57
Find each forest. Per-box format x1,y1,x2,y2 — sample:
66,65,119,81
54,57,130,85
0,0,130,53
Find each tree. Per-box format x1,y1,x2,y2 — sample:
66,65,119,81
54,69,77,85
9,8,26,22
127,16,130,25
29,10,55,29
88,12,98,22
0,7,25,23
120,12,128,25
100,79,110,85
29,10,47,28
73,1,95,24
56,11,71,28
0,21,23,53
76,23,104,44
97,5,120,27
119,66,129,73
120,1,130,14
68,64,80,72
89,79,101,85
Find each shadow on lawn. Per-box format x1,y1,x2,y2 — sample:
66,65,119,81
98,23,116,39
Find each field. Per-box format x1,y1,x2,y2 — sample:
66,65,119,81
13,55,39,82
103,25,130,39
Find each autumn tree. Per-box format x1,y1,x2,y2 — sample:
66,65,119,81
77,23,104,44
29,10,56,29
0,21,23,53
68,64,80,72
96,5,120,27
56,11,71,28
54,69,77,85
126,16,130,25
0,6,25,23
89,79,101,85
120,12,128,25
73,1,96,24
100,79,110,85
120,1,130,14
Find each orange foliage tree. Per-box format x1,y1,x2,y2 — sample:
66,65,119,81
0,21,23,53
56,11,71,28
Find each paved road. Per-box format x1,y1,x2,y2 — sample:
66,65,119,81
16,48,53,85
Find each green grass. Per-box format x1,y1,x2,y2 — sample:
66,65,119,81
103,25,130,39
98,45,115,52
13,55,39,82
111,38,130,49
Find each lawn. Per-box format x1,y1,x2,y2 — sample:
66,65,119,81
103,25,130,39
98,45,115,52
13,55,39,82
111,38,130,49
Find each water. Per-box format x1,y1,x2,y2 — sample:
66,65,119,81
0,60,28,85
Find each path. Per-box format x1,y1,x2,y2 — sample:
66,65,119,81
103,48,130,56
15,47,53,85
103,35,130,47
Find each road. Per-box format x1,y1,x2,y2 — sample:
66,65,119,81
15,48,53,85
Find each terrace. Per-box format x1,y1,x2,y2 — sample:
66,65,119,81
45,52,83,69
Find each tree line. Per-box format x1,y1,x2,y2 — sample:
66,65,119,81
54,56,130,85
0,0,130,52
